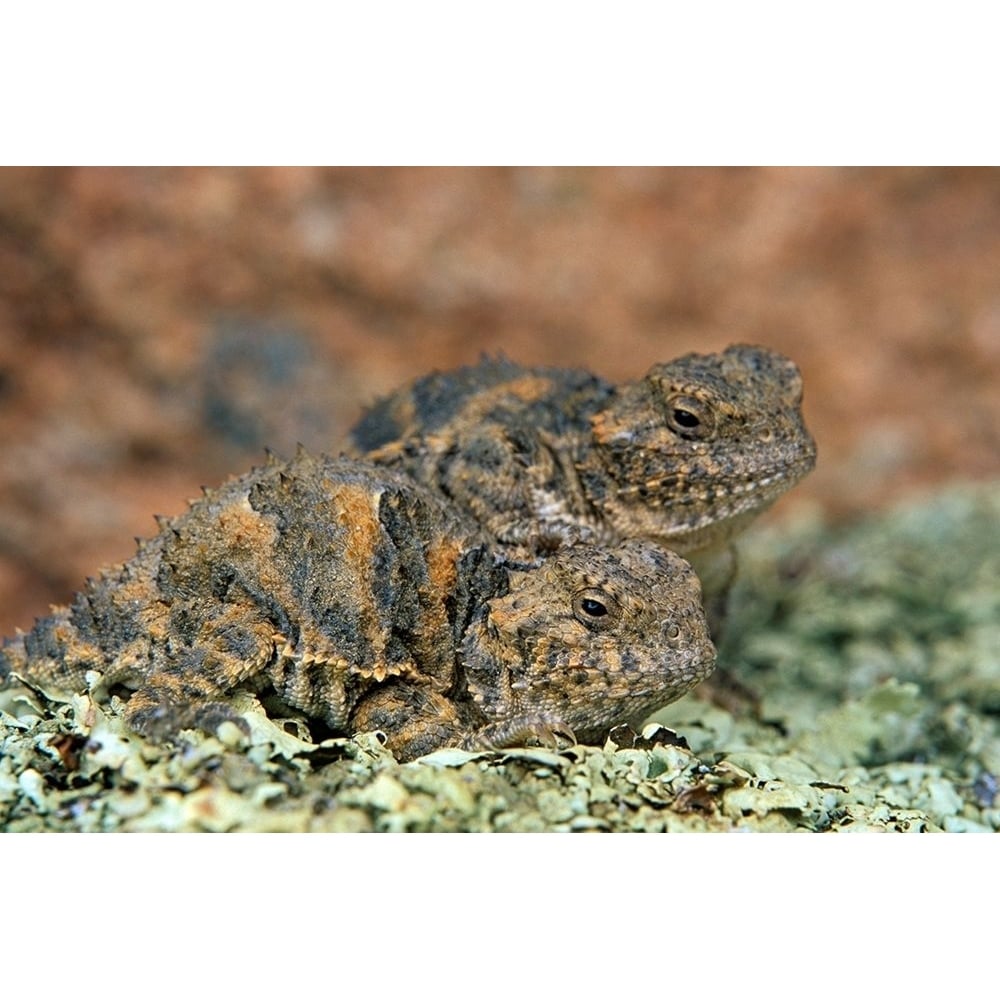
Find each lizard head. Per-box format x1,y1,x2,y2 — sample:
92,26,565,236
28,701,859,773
460,540,715,743
585,344,817,553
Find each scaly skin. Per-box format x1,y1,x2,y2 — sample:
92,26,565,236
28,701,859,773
349,345,817,628
1,453,714,761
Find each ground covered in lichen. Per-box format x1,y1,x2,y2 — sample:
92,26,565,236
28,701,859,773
2,484,997,833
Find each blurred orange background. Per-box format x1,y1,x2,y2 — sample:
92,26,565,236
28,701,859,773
1,166,997,634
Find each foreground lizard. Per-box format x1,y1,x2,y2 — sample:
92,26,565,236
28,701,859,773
349,345,816,627
0,453,715,761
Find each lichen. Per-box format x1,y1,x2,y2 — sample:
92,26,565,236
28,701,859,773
2,483,997,832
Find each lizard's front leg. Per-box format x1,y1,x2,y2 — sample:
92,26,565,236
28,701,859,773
462,716,577,753
350,683,467,761
123,609,277,740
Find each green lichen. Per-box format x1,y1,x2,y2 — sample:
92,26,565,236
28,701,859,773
2,483,998,832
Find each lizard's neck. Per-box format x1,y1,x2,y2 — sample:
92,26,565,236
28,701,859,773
535,429,607,535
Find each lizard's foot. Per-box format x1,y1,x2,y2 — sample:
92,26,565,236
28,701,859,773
189,701,252,740
125,694,250,742
464,717,577,753
351,683,465,762
692,666,761,717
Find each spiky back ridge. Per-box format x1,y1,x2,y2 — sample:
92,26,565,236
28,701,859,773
350,355,611,454
0,452,498,734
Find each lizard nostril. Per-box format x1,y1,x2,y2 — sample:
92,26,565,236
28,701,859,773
661,621,681,641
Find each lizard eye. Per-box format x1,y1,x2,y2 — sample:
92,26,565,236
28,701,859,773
665,394,715,439
573,590,621,629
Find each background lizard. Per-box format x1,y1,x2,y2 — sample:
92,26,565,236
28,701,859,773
350,344,816,629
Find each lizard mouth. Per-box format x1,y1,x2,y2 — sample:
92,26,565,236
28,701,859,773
677,458,813,511
616,453,815,538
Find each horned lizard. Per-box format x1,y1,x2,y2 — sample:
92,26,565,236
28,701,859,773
349,345,816,625
0,453,715,761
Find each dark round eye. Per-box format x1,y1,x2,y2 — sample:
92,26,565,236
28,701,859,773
665,394,715,438
580,598,608,617
573,591,621,628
